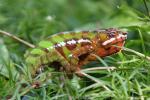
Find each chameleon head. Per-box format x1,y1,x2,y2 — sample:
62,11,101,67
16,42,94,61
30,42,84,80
96,28,127,57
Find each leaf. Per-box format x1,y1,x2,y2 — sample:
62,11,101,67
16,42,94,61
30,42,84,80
0,38,19,80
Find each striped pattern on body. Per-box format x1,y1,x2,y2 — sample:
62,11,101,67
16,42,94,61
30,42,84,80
25,28,127,76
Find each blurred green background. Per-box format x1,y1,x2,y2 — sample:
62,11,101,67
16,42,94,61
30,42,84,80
0,0,150,99
0,0,150,56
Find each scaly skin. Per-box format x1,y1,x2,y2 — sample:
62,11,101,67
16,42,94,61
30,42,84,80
25,28,127,76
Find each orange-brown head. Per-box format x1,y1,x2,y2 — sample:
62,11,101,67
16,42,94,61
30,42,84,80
95,28,127,57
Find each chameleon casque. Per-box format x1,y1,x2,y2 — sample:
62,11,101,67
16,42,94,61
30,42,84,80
25,28,127,77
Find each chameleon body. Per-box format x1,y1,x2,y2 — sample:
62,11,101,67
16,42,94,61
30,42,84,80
25,28,127,76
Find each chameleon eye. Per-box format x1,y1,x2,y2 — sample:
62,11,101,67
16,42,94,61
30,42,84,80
109,32,116,38
122,32,127,35
110,32,115,34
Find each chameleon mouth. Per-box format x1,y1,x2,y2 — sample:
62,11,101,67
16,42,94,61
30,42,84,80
102,33,127,46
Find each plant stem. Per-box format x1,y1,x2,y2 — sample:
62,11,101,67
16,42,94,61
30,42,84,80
20,84,37,96
81,66,116,72
123,47,150,61
143,0,150,18
113,45,150,61
0,30,35,48
76,67,114,91
79,71,111,91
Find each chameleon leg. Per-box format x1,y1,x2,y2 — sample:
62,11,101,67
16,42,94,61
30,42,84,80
69,45,94,75
74,54,97,76
79,53,97,66
46,49,72,73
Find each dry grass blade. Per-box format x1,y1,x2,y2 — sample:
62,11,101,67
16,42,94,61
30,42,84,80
122,47,150,61
81,66,116,72
77,71,111,91
0,30,35,48
113,45,150,61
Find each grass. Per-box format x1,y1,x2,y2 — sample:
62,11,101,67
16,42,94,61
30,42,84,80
0,0,150,99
